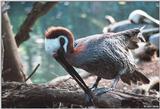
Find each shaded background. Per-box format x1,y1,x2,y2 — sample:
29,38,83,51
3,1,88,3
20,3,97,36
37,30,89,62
8,1,159,83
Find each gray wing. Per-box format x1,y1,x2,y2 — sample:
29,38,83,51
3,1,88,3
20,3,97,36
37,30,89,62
103,39,136,73
73,36,135,78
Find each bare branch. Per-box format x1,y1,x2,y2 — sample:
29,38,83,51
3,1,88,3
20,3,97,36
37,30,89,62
15,2,58,47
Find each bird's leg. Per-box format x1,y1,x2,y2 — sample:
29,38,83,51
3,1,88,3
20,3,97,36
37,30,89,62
94,75,120,96
61,58,94,105
90,76,101,90
110,75,120,89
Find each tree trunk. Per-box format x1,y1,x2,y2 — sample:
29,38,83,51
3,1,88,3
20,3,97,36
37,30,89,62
1,35,4,82
2,12,26,82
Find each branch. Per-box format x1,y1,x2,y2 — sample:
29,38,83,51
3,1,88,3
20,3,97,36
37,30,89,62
49,71,91,85
15,2,57,47
2,82,159,108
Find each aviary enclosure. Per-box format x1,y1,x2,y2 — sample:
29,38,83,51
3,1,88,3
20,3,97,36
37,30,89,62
1,1,159,108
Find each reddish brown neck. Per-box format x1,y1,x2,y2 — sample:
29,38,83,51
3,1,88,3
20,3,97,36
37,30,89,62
45,26,75,53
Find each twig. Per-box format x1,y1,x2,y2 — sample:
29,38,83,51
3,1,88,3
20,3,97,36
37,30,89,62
25,64,40,82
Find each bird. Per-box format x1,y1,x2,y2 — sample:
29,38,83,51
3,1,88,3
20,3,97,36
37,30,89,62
129,10,160,26
133,76,159,96
44,26,150,96
132,42,158,62
105,15,116,25
149,33,159,56
103,10,159,33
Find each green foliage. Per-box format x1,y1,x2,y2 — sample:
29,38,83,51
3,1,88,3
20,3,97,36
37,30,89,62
8,1,159,83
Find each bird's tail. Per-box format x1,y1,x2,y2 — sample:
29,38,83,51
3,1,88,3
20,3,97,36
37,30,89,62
121,70,150,85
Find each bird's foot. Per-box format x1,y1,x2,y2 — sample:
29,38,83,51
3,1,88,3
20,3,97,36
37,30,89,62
90,84,98,91
93,87,114,96
84,93,93,106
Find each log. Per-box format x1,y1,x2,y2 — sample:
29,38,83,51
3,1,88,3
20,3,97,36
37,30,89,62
2,82,159,108
15,2,57,47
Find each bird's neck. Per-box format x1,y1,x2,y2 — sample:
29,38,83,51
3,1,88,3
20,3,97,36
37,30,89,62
67,39,75,53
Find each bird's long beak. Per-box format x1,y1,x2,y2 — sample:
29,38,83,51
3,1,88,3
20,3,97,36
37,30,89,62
138,26,146,42
54,48,92,98
138,33,146,42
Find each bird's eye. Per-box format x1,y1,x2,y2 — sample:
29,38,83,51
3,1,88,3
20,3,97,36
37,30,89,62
74,42,78,47
59,37,65,46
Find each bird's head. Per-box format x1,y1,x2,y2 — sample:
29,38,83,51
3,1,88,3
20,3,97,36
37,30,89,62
129,10,160,26
120,27,146,49
130,28,146,43
44,26,74,58
128,10,146,24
